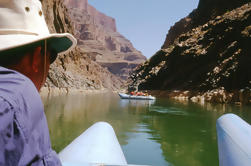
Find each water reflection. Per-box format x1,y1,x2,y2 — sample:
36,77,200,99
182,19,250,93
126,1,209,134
42,93,251,166
43,93,141,151
149,106,189,116
119,99,155,107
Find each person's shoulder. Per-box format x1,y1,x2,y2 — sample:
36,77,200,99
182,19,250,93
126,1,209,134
0,66,35,89
0,96,13,115
0,66,38,106
0,96,15,132
0,97,13,110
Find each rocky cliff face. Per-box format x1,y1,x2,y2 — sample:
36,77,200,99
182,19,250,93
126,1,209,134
64,0,88,10
41,0,123,91
64,0,146,80
129,2,251,104
162,0,251,49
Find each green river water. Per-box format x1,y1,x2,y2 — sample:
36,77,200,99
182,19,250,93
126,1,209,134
42,92,251,166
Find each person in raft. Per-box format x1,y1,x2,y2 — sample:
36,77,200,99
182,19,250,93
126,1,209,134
0,0,77,165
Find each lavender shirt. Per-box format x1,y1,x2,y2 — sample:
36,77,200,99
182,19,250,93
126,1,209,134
0,66,61,166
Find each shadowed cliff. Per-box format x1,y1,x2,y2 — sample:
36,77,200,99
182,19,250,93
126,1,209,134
129,1,251,104
162,0,251,49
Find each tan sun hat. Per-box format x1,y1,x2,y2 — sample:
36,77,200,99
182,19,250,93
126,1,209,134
0,0,77,60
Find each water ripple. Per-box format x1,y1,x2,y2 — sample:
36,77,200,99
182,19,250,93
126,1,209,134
149,106,189,116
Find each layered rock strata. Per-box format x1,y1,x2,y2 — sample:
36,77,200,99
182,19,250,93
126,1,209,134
129,2,251,104
64,0,146,80
41,0,124,92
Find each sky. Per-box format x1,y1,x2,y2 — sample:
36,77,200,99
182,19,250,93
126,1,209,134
88,0,199,59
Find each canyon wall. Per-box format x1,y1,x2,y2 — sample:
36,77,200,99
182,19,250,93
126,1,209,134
64,0,88,10
162,0,251,48
41,0,124,91
129,1,251,104
64,0,146,80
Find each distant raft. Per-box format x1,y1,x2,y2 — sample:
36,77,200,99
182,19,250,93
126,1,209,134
118,93,156,100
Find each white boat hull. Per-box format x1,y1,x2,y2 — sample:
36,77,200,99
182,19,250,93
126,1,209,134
217,114,251,166
118,93,156,100
59,122,127,166
59,122,149,166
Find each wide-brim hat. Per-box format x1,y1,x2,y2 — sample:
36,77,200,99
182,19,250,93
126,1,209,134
0,0,77,62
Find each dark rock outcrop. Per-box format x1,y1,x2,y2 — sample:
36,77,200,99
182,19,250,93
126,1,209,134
162,0,251,49
41,0,123,91
64,0,146,80
129,2,251,104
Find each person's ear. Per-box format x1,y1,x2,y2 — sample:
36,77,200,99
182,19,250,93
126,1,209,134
31,46,42,73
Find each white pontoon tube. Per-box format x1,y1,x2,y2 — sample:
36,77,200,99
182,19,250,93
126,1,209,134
216,114,251,166
59,122,149,166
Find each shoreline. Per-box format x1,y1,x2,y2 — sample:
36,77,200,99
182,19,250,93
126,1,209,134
146,88,251,105
40,87,113,97
40,87,251,105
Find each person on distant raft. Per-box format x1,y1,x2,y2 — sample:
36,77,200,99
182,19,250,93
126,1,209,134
0,0,76,165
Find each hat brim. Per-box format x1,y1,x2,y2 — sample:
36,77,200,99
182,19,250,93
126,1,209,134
0,33,77,56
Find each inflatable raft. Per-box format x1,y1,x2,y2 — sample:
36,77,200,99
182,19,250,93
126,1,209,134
59,113,251,166
118,93,156,100
217,114,251,166
59,122,149,166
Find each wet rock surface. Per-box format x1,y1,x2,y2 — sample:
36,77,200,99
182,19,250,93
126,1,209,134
129,2,251,104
